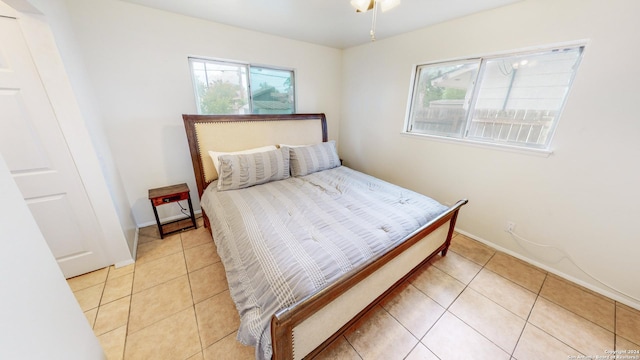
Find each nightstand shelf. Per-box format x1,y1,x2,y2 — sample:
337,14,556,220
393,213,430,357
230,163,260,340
148,183,196,239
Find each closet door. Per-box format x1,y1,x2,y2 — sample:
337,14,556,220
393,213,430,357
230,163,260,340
0,16,109,278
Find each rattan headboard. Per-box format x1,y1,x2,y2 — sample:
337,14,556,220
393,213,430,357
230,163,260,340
183,113,328,198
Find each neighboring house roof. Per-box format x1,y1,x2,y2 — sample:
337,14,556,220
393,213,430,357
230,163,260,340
431,64,477,89
252,86,277,100
253,100,291,110
252,86,291,110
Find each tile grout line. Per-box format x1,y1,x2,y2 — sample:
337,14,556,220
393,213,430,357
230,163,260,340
614,301,617,351
342,332,365,360
536,279,618,338
130,228,208,359
182,232,206,358
457,255,543,358
184,225,239,358
126,268,194,330
377,304,422,359
124,234,201,359
454,240,621,349
390,246,490,358
525,273,590,357
431,250,522,358
92,271,108,331
509,271,548,359
397,247,501,358
131,254,187,296
469,249,616,357
90,264,130,360
395,237,469,359
122,258,135,359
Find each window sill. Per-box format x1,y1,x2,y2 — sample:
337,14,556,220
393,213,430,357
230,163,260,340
400,131,554,158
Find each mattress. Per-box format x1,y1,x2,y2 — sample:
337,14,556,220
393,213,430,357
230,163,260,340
200,166,447,359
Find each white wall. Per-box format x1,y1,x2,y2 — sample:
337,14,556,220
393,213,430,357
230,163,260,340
341,0,640,308
0,153,105,360
62,0,343,226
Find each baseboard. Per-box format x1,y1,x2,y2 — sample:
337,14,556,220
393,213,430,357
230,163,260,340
455,228,640,311
114,258,135,268
136,209,202,228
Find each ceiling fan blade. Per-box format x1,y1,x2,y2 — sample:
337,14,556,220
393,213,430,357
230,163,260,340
351,0,374,12
380,0,400,12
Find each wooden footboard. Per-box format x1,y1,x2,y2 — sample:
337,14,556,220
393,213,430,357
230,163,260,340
271,199,467,360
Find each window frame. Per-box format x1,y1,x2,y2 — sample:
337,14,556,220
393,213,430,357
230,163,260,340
406,58,481,139
403,43,586,154
188,57,296,115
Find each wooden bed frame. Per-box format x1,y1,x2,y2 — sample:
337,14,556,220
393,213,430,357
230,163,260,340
182,113,467,359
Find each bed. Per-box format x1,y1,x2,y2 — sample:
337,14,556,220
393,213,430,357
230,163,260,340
182,113,467,359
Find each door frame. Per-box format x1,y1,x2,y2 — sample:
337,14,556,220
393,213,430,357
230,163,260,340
2,0,134,272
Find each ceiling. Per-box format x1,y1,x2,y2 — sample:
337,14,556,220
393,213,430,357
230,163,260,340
121,0,522,49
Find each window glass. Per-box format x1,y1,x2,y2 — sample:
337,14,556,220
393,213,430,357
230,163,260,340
250,67,295,114
189,58,295,115
190,59,249,115
405,45,584,150
408,61,480,138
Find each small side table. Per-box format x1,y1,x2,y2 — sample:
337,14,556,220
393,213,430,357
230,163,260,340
148,183,197,239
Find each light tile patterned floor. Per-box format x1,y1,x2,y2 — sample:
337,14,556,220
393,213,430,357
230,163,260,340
68,218,640,359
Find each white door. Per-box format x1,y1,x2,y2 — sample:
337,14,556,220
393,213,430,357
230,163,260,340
0,16,110,278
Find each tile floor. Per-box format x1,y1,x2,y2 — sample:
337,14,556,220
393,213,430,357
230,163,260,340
68,219,640,359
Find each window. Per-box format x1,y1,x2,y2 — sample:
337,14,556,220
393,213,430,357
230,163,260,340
405,45,584,150
189,57,295,115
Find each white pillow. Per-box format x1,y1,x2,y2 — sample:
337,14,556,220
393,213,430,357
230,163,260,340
209,145,277,175
278,144,307,148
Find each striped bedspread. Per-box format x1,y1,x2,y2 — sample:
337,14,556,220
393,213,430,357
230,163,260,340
200,166,447,359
